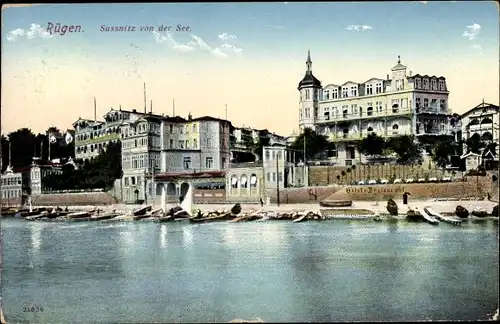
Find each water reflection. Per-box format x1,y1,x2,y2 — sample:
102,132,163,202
30,224,42,252
160,224,168,248
182,225,194,247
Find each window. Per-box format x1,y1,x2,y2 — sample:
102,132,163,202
193,139,198,148
323,90,330,100
305,89,310,100
392,99,399,113
183,157,191,169
323,107,330,120
314,107,319,118
431,99,437,109
365,84,373,95
422,78,429,89
331,107,338,119
131,177,136,185
351,104,358,115
375,83,382,94
169,124,173,133
395,79,403,90
250,174,258,188
278,172,283,182
169,139,174,148
438,80,445,91
299,108,303,119
376,101,383,113
266,172,270,182
241,175,248,188
440,99,446,110
423,98,429,108
192,124,197,132
342,105,349,118
332,89,339,99
272,172,276,182
415,98,421,109
342,87,349,98
206,157,214,168
350,86,358,97
305,108,311,118
392,124,399,135
231,176,239,189
431,79,437,90
367,104,374,116
342,128,349,138
415,78,421,89
179,126,183,134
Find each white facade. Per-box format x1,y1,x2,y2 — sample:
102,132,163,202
460,102,499,156
1,167,23,206
120,114,231,203
297,52,453,166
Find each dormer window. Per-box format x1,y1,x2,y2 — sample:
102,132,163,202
366,84,373,95
332,89,339,99
350,86,358,97
422,78,429,89
341,87,349,98
375,83,382,94
415,78,421,89
438,80,445,91
395,79,404,90
323,90,330,100
431,79,437,90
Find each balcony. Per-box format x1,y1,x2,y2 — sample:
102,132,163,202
75,133,120,146
317,108,412,124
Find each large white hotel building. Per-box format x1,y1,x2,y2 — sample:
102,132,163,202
298,51,455,166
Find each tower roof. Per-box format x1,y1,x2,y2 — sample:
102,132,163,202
391,55,407,71
298,50,322,89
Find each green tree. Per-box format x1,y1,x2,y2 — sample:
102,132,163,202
465,133,484,154
430,135,456,168
387,135,422,165
358,133,386,156
289,128,329,160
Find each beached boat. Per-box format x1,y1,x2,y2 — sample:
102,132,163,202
91,213,119,221
189,212,235,223
406,209,423,222
66,211,91,219
133,206,152,216
293,214,308,223
319,200,353,207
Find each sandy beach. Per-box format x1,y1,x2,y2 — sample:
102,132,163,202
55,198,497,216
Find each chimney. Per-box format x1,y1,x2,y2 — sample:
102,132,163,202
188,112,192,121
387,74,389,80
409,71,412,77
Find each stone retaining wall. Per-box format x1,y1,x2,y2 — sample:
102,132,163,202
32,192,118,206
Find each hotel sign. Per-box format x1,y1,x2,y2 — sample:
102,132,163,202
345,186,405,194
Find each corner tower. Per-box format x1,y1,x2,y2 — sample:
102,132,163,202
297,50,322,132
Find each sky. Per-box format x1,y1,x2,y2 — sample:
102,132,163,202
1,2,499,136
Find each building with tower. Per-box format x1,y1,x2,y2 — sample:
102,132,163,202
297,51,454,166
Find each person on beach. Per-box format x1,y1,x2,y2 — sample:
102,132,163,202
260,198,264,207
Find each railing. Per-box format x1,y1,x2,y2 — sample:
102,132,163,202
317,108,413,123
75,133,120,146
230,161,263,168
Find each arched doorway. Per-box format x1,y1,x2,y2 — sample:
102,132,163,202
156,183,164,196
180,182,190,197
166,182,176,196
